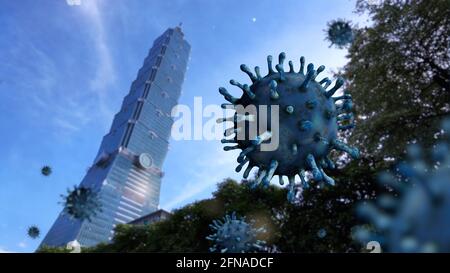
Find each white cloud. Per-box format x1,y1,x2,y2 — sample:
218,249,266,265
18,242,27,248
0,247,13,253
80,0,116,121
66,0,82,6
53,117,80,132
12,0,117,135
162,144,241,210
5,40,93,136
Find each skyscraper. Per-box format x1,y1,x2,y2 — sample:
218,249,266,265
40,26,190,247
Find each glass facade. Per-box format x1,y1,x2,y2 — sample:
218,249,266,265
40,27,190,247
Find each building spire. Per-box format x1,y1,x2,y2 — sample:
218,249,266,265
175,22,184,36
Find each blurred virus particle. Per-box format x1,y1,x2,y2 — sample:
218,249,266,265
325,19,354,49
317,228,327,239
41,165,52,176
206,212,267,253
366,241,382,253
218,52,359,201
354,119,450,252
60,186,102,222
27,226,40,239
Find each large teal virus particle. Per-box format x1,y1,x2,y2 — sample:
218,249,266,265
61,186,102,222
27,226,40,239
325,19,354,49
354,119,450,252
41,165,52,176
206,212,267,253
218,52,359,201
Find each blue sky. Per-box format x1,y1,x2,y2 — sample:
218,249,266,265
0,0,366,252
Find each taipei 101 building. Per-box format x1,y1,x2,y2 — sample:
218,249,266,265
40,26,190,247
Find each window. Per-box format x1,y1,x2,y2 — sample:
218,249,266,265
156,57,162,67
149,69,157,81
149,131,157,139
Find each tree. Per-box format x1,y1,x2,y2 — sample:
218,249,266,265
345,0,450,166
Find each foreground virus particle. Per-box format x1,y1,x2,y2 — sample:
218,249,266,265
27,226,40,239
218,52,359,201
206,212,267,253
60,186,102,222
41,165,52,176
325,19,354,49
354,119,450,252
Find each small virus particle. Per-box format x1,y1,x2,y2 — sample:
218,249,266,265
60,186,102,222
366,241,382,253
325,19,354,49
206,212,267,253
218,52,359,201
66,240,82,253
41,166,52,176
252,17,257,22
354,119,450,253
317,228,327,239
27,226,40,239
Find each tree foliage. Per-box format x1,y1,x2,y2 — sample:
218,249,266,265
346,0,450,165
